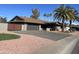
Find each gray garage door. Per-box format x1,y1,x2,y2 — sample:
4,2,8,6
27,24,39,30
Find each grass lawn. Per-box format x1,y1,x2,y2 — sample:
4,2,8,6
0,33,20,41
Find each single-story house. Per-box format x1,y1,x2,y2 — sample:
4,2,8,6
8,16,46,31
0,16,78,32
8,16,68,31
8,16,64,31
8,16,72,31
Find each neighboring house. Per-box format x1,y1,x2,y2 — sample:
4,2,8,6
8,16,45,31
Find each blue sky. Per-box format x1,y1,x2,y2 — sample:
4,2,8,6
0,4,79,24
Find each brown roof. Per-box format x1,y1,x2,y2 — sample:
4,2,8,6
9,16,46,24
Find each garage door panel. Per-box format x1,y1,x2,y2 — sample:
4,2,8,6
8,23,22,31
27,24,39,30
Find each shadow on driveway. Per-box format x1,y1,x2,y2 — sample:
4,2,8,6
14,31,71,41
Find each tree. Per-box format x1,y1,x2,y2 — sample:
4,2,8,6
44,13,52,21
44,13,52,17
0,17,7,23
65,5,79,32
53,4,67,32
3,17,7,23
30,8,40,19
53,4,79,32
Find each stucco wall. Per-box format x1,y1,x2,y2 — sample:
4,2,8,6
39,25,42,31
22,24,27,31
0,23,8,31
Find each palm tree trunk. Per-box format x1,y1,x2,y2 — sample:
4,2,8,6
62,19,64,32
69,20,72,32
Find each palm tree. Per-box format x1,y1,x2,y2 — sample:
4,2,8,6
65,6,79,32
53,4,68,32
53,4,79,32
30,8,40,19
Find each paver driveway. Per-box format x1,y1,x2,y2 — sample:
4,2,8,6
0,32,57,54
0,31,70,54
14,31,70,41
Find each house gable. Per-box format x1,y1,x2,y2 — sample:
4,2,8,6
10,16,24,22
9,16,45,24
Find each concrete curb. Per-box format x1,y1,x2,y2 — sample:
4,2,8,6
33,35,79,54
58,36,79,54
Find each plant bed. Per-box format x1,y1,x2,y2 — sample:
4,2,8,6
0,33,20,41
